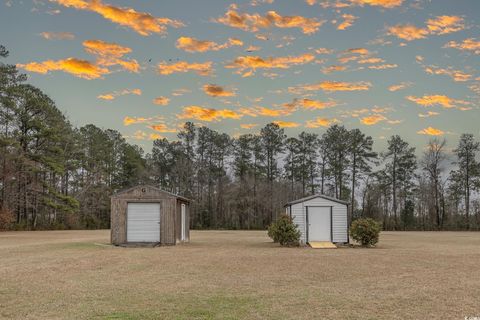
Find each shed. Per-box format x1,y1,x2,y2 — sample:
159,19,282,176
284,194,349,245
110,185,190,246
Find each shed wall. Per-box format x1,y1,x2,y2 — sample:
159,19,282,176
289,197,348,244
110,186,181,245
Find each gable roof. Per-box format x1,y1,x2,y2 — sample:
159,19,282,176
284,194,349,206
112,184,191,202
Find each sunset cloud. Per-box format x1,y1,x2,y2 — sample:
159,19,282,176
149,124,177,133
153,96,170,106
444,38,480,54
178,105,242,121
240,123,258,129
225,53,315,77
388,16,465,41
83,39,140,73
40,31,75,40
157,61,213,76
418,111,439,118
215,8,324,34
176,36,243,52
98,88,141,100
388,82,411,92
406,94,470,109
203,84,236,97
424,65,472,82
272,120,300,128
52,0,184,36
289,81,371,93
368,63,398,70
348,0,403,8
18,58,109,79
337,14,357,30
360,114,386,125
322,65,347,74
124,116,153,126
298,98,337,110
417,127,444,136
305,117,339,128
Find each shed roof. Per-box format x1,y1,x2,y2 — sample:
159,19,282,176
111,184,191,202
284,194,349,206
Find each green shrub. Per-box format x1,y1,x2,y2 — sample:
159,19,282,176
268,214,300,246
350,218,381,247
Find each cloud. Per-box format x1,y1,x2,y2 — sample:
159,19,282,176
272,120,300,128
418,111,439,118
444,38,480,55
83,39,140,73
52,0,184,36
298,98,337,110
358,57,384,64
348,0,403,8
98,88,141,100
289,80,371,94
368,63,398,70
417,127,444,136
245,45,261,52
178,105,243,121
157,61,213,76
388,82,411,92
337,14,357,30
203,84,236,97
17,58,109,79
424,65,472,82
130,130,164,141
215,7,324,34
225,53,315,77
305,117,339,128
322,65,347,74
124,116,154,126
426,15,465,35
360,114,386,125
387,24,429,41
406,94,471,109
240,123,258,129
388,15,465,41
153,96,170,106
176,36,243,52
239,106,292,117
40,31,75,40
149,124,177,133
172,88,191,96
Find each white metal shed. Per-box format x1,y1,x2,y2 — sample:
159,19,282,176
284,194,349,245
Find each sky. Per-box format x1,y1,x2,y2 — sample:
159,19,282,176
1,0,479,153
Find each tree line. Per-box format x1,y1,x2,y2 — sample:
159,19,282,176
1,45,479,231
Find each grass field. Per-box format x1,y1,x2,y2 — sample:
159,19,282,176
1,230,479,319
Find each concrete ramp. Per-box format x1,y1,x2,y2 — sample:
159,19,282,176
309,241,337,249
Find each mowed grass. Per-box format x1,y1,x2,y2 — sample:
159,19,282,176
1,230,480,320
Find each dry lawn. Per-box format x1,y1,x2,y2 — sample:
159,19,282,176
1,230,480,319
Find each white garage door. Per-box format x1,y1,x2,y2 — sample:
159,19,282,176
127,203,160,242
308,207,331,242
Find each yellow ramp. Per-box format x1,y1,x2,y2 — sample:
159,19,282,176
309,241,337,249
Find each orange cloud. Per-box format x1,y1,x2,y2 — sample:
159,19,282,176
153,96,170,106
387,24,429,41
124,116,152,126
176,36,243,52
357,57,384,64
444,38,480,55
131,130,164,141
418,111,439,118
149,124,177,133
424,65,472,82
298,98,337,110
157,61,213,76
348,0,403,8
272,120,300,128
305,117,339,128
203,84,236,97
388,82,411,92
417,127,444,136
406,95,470,109
240,123,258,129
215,8,324,34
53,0,183,36
40,31,75,40
178,106,242,121
337,14,357,30
426,15,465,35
322,65,347,74
289,81,371,93
98,88,141,100
83,39,140,73
368,64,398,70
360,114,386,125
226,53,314,77
18,58,109,79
